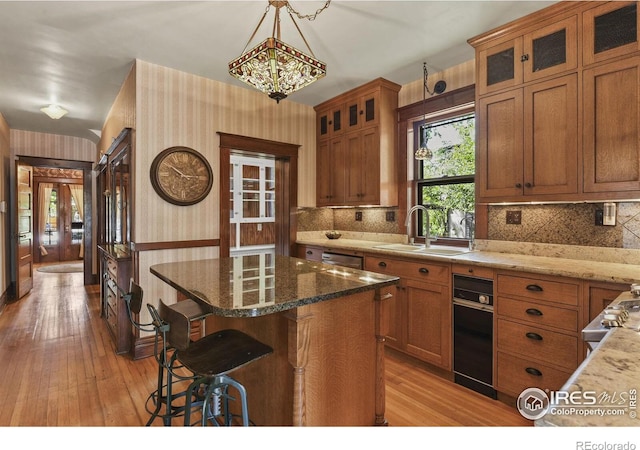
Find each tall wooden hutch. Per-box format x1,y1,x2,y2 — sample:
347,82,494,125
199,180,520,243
95,128,134,355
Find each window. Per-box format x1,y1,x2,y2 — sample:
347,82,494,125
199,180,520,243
414,105,475,243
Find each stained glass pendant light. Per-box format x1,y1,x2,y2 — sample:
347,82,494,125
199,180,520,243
228,1,330,103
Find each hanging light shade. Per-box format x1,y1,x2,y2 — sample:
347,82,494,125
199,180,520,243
415,62,446,160
228,1,330,103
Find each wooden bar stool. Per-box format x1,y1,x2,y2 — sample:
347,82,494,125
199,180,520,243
151,299,273,426
124,280,209,425
124,280,273,426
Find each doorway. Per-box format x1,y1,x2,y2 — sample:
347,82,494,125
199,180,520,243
12,156,94,299
35,177,84,263
218,133,299,257
229,154,276,257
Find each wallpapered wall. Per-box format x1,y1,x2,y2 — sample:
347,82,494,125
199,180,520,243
297,202,640,249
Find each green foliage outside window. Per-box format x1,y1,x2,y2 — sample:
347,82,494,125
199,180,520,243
418,116,475,239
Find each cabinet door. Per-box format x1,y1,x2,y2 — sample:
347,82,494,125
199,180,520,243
583,1,640,66
316,136,345,206
345,90,379,132
523,74,578,195
345,128,380,205
587,283,627,322
523,16,578,83
477,38,524,96
316,103,344,140
404,279,451,370
476,89,524,199
583,57,640,193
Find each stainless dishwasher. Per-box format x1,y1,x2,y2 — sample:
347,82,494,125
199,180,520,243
453,274,497,399
321,251,364,270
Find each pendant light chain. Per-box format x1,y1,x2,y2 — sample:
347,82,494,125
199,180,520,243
285,0,332,21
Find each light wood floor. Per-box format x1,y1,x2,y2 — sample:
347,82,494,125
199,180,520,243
0,267,530,427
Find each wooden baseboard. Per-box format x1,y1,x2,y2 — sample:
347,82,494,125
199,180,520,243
130,335,156,360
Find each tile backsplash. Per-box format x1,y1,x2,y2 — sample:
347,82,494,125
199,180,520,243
297,202,640,249
488,203,640,249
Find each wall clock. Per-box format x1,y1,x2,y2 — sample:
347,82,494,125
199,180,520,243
150,146,213,206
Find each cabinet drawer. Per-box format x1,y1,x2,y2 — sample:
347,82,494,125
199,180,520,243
106,284,118,311
497,297,578,332
496,351,572,397
105,304,117,333
451,263,494,280
497,273,579,306
106,257,117,278
365,256,449,284
298,245,323,262
497,318,578,370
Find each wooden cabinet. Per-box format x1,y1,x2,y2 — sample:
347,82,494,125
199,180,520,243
316,103,345,141
476,14,578,96
295,244,323,262
583,1,640,66
344,127,380,204
96,128,135,355
583,56,640,194
314,78,400,207
585,281,628,322
495,271,583,397
365,254,451,370
99,246,132,354
476,74,578,201
471,1,640,203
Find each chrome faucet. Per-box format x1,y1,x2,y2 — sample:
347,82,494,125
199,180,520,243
405,205,430,247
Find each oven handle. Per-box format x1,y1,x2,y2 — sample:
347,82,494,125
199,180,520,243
453,297,493,312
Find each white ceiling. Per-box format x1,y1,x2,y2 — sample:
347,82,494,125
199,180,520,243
0,0,555,143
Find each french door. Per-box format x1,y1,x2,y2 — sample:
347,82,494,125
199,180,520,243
37,182,83,263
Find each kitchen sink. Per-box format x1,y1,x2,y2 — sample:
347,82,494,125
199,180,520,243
373,243,470,256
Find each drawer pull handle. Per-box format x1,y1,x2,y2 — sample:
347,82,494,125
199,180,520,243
525,308,543,316
419,267,429,274
526,332,543,341
525,367,542,377
306,250,312,255
526,284,543,292
378,261,387,268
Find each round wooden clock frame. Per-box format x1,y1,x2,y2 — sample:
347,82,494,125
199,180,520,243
149,146,213,206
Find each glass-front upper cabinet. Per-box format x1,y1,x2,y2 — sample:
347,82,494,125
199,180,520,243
476,16,577,95
583,1,639,66
109,143,130,245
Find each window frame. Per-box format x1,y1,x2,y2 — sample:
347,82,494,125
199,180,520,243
412,102,476,246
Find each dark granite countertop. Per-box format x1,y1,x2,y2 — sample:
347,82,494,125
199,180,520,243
150,254,399,318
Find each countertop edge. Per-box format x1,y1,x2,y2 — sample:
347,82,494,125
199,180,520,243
296,238,640,285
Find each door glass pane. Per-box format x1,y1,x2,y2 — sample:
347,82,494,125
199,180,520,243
45,189,58,245
70,195,83,244
594,3,637,54
532,29,566,72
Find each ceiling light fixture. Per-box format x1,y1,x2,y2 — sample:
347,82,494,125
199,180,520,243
40,104,68,120
415,62,447,160
228,0,330,103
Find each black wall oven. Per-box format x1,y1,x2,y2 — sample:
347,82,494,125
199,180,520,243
453,274,497,399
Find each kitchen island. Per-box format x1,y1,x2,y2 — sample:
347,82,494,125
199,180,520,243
150,254,399,426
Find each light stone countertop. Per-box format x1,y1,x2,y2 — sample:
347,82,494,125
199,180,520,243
296,235,640,284
535,291,640,427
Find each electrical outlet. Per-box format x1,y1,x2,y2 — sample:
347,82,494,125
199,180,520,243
595,209,604,226
506,210,522,225
355,211,363,221
386,211,395,222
